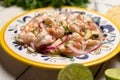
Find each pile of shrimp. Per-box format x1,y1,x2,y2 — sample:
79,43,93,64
15,10,104,57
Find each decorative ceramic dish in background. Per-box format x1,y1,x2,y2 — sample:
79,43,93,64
0,7,120,69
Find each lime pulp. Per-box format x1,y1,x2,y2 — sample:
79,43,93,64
57,63,94,80
105,68,120,80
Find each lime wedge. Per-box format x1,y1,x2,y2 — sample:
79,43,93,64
57,63,94,80
105,68,120,80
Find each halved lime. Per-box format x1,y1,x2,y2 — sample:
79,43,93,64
57,63,94,80
105,68,120,80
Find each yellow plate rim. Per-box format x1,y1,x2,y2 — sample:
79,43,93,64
0,6,120,69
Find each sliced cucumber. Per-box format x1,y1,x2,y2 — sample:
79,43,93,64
51,39,62,46
84,30,92,39
50,39,62,54
27,47,35,53
15,37,24,45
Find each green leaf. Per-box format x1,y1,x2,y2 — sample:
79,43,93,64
4,0,16,6
4,0,90,10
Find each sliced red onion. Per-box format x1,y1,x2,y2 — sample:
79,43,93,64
67,44,87,55
88,44,101,53
36,45,56,51
30,42,35,49
35,45,49,54
24,44,28,48
66,18,72,24
37,45,47,49
46,46,56,50
60,12,70,14
58,36,69,46
50,36,56,44
81,41,86,50
38,23,43,29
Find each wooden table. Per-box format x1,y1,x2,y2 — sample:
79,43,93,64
0,5,120,80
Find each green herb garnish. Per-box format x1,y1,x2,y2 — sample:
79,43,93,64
4,0,90,10
63,26,72,34
64,42,69,48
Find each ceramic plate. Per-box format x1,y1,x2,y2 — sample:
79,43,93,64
1,7,120,69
